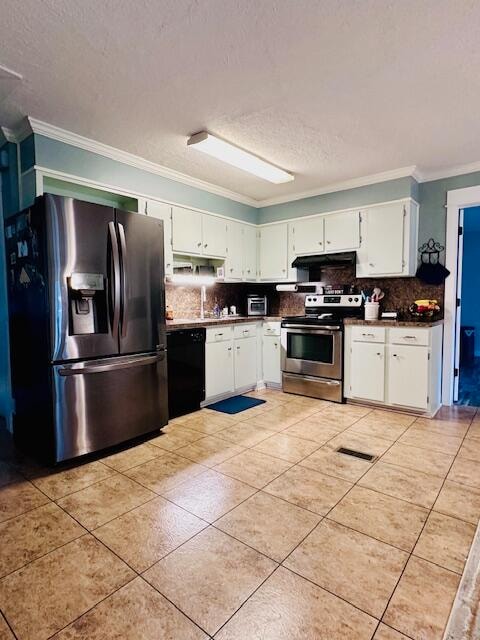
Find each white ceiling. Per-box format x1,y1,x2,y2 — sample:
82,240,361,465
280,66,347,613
1,0,480,203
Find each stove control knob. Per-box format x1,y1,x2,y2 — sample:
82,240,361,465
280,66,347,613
354,297,359,302
348,297,352,302
313,297,317,302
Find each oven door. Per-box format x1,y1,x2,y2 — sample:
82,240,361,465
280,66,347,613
281,326,342,379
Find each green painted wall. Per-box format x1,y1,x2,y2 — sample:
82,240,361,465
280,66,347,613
258,176,416,223
34,135,258,223
419,171,480,249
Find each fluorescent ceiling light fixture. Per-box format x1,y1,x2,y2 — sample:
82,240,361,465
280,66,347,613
168,274,215,286
187,132,294,184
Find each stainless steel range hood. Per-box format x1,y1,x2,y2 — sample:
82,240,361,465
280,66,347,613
291,251,356,269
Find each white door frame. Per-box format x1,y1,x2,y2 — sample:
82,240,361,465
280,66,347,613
443,184,480,405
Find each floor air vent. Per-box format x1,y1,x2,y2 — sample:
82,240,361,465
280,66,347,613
336,447,376,462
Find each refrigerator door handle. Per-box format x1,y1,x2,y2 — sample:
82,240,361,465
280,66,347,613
108,221,121,339
58,353,164,376
118,222,128,338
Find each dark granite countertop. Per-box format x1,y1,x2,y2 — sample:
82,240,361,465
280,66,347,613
166,316,282,331
344,318,444,328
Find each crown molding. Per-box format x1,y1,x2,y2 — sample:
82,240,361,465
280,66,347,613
415,160,480,184
26,118,258,207
256,166,419,207
8,116,480,208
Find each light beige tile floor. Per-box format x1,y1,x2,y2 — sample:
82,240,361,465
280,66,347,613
0,395,478,639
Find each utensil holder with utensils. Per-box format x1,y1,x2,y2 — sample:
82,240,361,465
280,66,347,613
364,302,380,320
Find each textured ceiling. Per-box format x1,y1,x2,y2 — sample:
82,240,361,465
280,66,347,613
1,0,480,201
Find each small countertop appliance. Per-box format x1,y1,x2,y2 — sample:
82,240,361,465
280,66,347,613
247,294,267,316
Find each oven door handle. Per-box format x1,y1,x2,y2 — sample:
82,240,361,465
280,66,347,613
281,325,341,333
285,374,341,386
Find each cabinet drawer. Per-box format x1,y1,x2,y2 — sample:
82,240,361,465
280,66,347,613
206,326,233,343
388,327,429,346
234,324,257,339
263,322,281,336
351,326,385,343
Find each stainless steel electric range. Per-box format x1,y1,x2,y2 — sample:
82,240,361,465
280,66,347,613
281,293,362,402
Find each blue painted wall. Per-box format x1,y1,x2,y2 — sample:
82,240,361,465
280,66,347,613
461,206,480,356
0,141,17,426
34,135,258,223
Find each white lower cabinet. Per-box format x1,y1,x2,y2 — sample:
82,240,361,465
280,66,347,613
262,321,281,386
263,337,281,385
234,337,257,389
205,340,234,399
345,324,443,415
205,324,258,401
387,345,429,410
350,342,385,402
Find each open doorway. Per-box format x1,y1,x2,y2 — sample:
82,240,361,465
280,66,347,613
457,206,480,405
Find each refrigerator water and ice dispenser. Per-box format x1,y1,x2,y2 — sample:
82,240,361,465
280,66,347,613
68,272,107,335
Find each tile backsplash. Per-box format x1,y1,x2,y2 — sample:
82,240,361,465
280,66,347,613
165,266,445,320
276,266,445,318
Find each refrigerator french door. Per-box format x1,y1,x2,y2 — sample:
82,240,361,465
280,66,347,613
6,194,168,463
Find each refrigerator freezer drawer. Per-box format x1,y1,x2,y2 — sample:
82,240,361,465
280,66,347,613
52,352,168,462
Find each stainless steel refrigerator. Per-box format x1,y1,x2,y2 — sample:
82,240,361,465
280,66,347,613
5,194,168,463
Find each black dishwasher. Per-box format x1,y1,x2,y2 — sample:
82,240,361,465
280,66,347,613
167,329,206,419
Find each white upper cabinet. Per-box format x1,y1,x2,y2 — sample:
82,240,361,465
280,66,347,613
290,217,324,255
172,206,203,255
324,211,360,252
243,225,258,281
172,206,227,258
356,200,419,278
146,196,418,283
225,220,244,280
258,224,289,281
142,199,173,275
202,214,227,258
225,222,258,282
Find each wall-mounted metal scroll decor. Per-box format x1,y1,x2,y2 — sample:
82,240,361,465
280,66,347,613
416,238,450,285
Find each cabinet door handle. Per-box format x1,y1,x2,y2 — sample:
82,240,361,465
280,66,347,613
326,240,331,244
230,268,234,272
369,263,375,267
236,346,240,350
403,335,417,340
376,352,382,356
204,243,208,248
197,241,202,247
319,241,323,245
392,354,398,358
362,333,375,337
215,333,223,338
227,347,232,351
